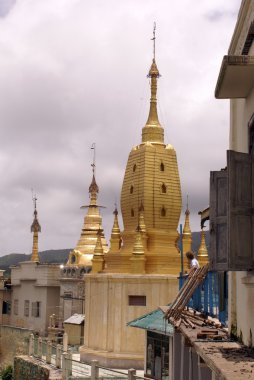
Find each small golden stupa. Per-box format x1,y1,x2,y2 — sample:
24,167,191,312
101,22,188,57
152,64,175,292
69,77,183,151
182,198,192,271
30,195,41,262
67,161,108,267
198,228,209,266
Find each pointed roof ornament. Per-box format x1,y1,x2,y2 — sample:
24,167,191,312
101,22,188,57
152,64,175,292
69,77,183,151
109,204,121,252
198,228,209,258
31,193,41,263
133,225,145,256
31,194,41,233
183,195,191,234
89,143,99,194
94,229,104,256
112,205,120,233
142,22,164,144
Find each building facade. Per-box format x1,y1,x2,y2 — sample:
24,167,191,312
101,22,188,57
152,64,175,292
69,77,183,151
214,0,254,347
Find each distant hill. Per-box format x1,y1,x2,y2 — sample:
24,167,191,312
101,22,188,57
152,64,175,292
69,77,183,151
0,249,71,277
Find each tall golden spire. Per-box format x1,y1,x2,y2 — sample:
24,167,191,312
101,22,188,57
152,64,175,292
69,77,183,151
30,195,41,262
67,146,108,267
130,225,146,273
198,228,209,266
183,196,191,236
182,196,192,272
142,22,164,144
92,230,105,273
110,206,121,252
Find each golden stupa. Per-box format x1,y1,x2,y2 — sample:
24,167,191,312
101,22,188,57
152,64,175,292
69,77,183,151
198,228,209,266
67,166,108,267
30,196,41,263
182,201,192,271
103,45,182,275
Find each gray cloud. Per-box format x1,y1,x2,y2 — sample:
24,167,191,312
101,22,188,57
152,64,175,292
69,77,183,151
0,0,15,18
0,0,242,255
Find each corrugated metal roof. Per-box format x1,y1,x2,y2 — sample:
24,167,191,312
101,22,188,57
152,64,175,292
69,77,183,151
127,308,174,335
64,313,85,325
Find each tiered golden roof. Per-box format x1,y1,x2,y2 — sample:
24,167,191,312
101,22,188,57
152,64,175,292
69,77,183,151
67,170,108,267
31,196,41,262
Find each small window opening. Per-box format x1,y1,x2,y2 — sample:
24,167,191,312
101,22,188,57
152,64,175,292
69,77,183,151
133,164,137,172
161,207,166,217
131,209,135,217
129,295,146,306
161,183,167,193
130,185,134,194
160,162,165,171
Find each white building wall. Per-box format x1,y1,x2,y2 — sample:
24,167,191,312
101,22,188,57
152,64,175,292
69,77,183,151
227,1,254,346
10,262,60,336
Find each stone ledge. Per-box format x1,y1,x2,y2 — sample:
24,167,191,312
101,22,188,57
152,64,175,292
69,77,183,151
14,356,62,380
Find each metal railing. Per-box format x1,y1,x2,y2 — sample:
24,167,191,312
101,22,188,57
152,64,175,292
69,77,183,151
179,270,228,325
27,334,148,380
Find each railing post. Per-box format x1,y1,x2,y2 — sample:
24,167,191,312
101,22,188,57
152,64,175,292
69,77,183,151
46,340,52,364
49,315,52,328
128,368,136,380
62,352,67,380
67,349,72,377
38,337,42,358
56,344,62,368
52,313,56,328
63,332,68,352
91,360,99,380
28,333,34,356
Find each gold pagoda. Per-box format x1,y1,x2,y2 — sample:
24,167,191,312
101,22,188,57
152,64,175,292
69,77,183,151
103,48,182,275
67,167,108,267
81,28,183,368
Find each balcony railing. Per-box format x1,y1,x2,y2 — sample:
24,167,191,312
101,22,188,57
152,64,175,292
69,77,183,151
179,271,228,326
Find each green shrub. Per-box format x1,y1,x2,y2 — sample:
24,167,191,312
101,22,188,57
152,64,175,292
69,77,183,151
1,365,13,380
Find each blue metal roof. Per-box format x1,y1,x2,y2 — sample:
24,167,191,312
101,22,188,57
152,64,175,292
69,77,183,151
127,308,174,336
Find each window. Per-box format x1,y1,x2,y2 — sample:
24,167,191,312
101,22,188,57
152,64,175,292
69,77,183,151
63,291,73,299
24,300,29,317
128,295,146,306
71,254,76,264
133,164,137,172
160,162,165,171
13,299,18,316
131,209,135,217
32,302,41,318
2,301,11,315
161,183,167,193
161,207,166,217
130,185,134,194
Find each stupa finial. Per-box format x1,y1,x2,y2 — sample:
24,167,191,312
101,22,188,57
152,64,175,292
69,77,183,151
142,23,164,143
31,192,41,262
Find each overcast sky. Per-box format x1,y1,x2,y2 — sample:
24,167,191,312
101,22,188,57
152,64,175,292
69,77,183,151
0,0,242,255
